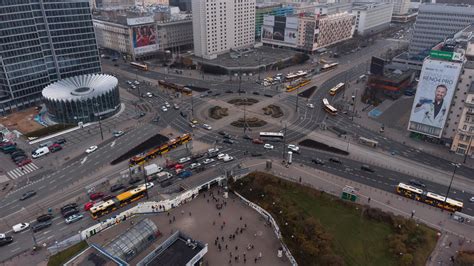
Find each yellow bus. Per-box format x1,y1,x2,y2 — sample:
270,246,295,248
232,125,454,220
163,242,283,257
322,98,337,115
329,82,345,96
130,62,148,71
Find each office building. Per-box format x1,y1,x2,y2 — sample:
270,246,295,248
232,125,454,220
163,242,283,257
0,0,101,115
409,4,474,59
256,3,294,40
314,2,353,15
192,0,256,60
96,0,135,9
352,2,394,36
387,0,410,15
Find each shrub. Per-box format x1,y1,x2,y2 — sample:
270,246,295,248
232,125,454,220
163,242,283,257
24,124,75,138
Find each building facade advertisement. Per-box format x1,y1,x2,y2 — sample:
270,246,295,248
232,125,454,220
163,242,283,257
261,15,298,45
408,59,462,138
132,24,159,55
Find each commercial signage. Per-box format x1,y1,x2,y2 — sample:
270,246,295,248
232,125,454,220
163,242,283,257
127,16,154,26
261,15,298,45
429,50,463,61
408,59,462,138
132,24,159,55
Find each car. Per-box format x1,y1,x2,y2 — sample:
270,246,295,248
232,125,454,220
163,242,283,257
85,145,98,154
180,111,187,118
36,214,53,223
307,103,315,109
126,81,132,85
202,158,215,165
32,221,52,232
48,143,62,153
62,208,79,218
13,156,27,163
223,139,234,144
11,150,26,158
174,163,184,170
217,153,227,160
173,104,180,110
190,163,202,169
251,152,263,157
102,195,115,201
16,159,32,167
243,134,252,140
208,148,219,154
179,171,192,178
329,157,342,164
264,144,274,149
145,182,155,189
360,165,375,172
202,124,212,130
134,80,140,85
153,116,161,122
165,102,171,108
20,190,36,201
409,179,426,188
146,92,153,98
61,203,78,213
139,112,146,117
113,130,124,137
83,202,95,211
311,158,325,165
12,223,29,233
189,123,196,128
225,90,233,93
469,197,474,203
131,85,137,89
0,236,13,246
218,131,227,136
39,141,54,148
252,139,264,144
288,144,300,152
89,192,104,200
161,106,168,112
110,183,125,192
178,157,191,163
65,214,84,224
252,91,260,95
223,155,234,162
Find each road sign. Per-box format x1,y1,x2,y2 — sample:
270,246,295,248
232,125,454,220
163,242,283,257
341,192,358,202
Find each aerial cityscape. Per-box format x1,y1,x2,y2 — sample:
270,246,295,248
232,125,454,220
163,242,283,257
1,0,474,265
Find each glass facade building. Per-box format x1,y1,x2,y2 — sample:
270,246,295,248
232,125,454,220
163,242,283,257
0,0,101,115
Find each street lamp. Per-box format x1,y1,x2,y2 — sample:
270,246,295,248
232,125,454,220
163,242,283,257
94,103,104,140
351,89,358,121
463,136,473,163
444,162,461,204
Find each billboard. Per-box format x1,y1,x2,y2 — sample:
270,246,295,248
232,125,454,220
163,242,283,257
132,24,159,55
408,59,462,138
261,15,298,45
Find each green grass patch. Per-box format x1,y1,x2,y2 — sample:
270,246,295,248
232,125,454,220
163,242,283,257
231,172,437,266
47,241,89,266
25,124,75,138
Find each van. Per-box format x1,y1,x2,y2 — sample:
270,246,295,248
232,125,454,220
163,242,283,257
32,147,49,159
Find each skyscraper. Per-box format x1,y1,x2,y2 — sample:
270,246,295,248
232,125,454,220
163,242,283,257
0,0,101,114
192,0,255,60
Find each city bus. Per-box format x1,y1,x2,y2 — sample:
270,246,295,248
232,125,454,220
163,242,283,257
259,132,284,140
285,70,307,81
286,79,311,92
322,98,337,115
130,62,148,71
396,183,463,212
89,184,148,219
358,137,378,148
320,63,338,72
329,82,345,96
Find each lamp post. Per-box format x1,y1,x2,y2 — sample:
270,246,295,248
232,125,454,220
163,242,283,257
95,103,104,140
351,89,358,121
463,136,473,163
444,162,461,204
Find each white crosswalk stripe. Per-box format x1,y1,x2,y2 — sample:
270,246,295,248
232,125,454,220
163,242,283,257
7,163,39,180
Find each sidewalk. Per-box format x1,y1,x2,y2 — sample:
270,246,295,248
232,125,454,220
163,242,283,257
241,159,474,265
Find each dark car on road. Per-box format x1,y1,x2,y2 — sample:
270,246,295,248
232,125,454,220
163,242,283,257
110,183,125,192
329,157,342,164
13,155,27,163
89,192,105,200
55,138,67,144
0,236,14,246
49,144,62,153
62,208,79,218
409,179,426,188
32,221,52,232
223,139,234,144
251,152,263,157
311,158,325,165
360,165,375,172
61,203,78,214
20,190,36,201
243,134,252,140
36,214,53,223
218,131,227,136
11,150,26,158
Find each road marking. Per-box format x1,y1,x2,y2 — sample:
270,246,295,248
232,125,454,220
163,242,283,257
60,226,69,231
10,247,21,253
81,157,88,165
38,185,46,190
47,235,54,240
110,141,116,147
57,221,65,225
43,230,51,235
20,229,30,234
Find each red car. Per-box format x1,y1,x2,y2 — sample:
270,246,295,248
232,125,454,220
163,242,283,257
166,160,177,169
48,143,62,153
16,159,32,167
252,138,264,144
89,192,104,200
84,202,95,211
174,164,184,170
0,141,14,147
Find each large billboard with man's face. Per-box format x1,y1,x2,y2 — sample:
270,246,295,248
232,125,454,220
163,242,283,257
132,24,158,55
408,59,462,138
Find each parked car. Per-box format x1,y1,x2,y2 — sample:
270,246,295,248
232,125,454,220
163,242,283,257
251,152,263,157
223,139,234,144
190,163,202,169
469,196,474,203
311,158,325,165
129,177,141,184
55,138,67,145
161,106,168,112
223,155,234,162
20,190,36,201
360,165,375,172
218,131,227,136
202,158,215,165
252,139,264,144
48,143,62,153
113,130,124,137
62,208,79,218
217,153,227,160
83,202,95,211
0,236,13,246
329,157,342,164
89,192,104,200
110,183,125,192
164,102,171,108
208,148,219,154
32,221,52,232
264,144,274,150
409,179,426,188
16,159,32,167
85,145,98,154
61,203,78,214
202,124,212,130
65,214,84,224
243,134,252,140
12,223,29,233
307,103,315,109
36,214,53,223
178,170,192,178
173,104,180,110
288,144,300,153
178,157,191,163
12,155,27,163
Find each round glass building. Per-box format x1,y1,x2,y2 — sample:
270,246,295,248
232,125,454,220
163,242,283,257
42,74,120,124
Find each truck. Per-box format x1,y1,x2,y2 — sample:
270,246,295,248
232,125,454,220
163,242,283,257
144,164,163,177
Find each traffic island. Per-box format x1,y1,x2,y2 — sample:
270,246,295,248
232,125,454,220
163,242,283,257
209,106,229,120
227,98,259,106
231,117,267,128
262,105,283,118
299,139,349,155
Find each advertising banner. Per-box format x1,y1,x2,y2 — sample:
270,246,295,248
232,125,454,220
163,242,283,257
262,26,274,40
261,15,298,45
408,59,462,138
132,24,158,55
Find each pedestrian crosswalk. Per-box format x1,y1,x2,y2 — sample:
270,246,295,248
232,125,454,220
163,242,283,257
7,163,39,180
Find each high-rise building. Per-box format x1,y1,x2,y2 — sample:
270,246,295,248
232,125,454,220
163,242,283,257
192,0,256,60
385,0,410,15
255,3,294,40
352,2,393,36
0,0,101,115
409,4,474,59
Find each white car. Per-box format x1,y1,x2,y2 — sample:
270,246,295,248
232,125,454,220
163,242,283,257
202,124,212,130
134,80,140,85
288,144,300,152
12,222,29,233
208,147,219,154
86,145,98,154
470,196,474,203
223,155,234,162
145,182,155,189
165,102,171,108
173,104,180,110
264,144,274,150
190,163,201,169
178,157,191,163
161,106,168,112
126,81,132,85
307,103,314,109
202,158,215,165
146,92,153,98
217,153,227,160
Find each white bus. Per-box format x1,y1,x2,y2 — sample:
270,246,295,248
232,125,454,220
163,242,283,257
259,132,284,140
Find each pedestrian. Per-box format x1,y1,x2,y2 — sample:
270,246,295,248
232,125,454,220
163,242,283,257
235,245,238,251
245,223,247,228
173,216,175,222
368,197,371,203
411,210,415,218
299,177,302,183
244,257,247,263
225,244,228,250
240,216,242,221
221,225,224,230
224,201,227,206
219,212,221,217
181,210,184,215
258,252,262,259
189,211,192,216
215,240,217,246
169,219,172,224
207,199,209,203
449,242,452,247
221,236,224,242
167,212,170,216
254,257,257,263
240,228,243,234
